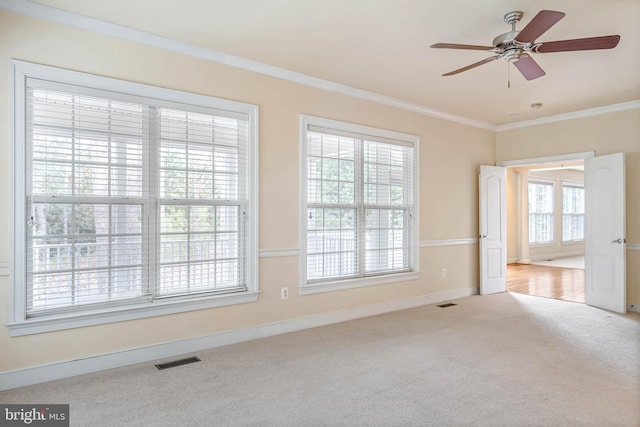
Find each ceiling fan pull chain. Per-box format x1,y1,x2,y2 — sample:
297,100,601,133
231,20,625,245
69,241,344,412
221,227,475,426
507,62,511,88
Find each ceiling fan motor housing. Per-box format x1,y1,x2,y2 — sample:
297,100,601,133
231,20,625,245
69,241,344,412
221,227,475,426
492,31,525,61
493,12,528,62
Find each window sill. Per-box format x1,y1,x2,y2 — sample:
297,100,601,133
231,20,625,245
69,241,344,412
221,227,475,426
300,271,419,296
561,240,585,245
7,291,259,337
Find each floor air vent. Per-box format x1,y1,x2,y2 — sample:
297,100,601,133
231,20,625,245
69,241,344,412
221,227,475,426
437,303,457,308
155,356,201,370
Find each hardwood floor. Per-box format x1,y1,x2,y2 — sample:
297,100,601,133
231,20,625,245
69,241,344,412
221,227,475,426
507,263,585,303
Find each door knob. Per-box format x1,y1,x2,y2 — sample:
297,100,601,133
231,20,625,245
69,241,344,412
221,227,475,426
611,238,626,244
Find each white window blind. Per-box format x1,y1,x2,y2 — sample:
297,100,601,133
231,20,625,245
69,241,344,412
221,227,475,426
562,184,584,242
158,109,248,298
23,76,253,318
303,119,416,285
528,182,554,244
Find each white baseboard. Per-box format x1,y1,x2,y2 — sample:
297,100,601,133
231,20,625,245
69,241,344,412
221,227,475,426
628,302,640,314
529,251,583,262
0,286,478,391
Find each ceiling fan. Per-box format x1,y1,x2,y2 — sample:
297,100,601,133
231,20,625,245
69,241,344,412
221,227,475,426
431,10,621,80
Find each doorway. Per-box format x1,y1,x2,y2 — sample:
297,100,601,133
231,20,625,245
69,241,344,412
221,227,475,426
505,160,585,303
481,151,626,313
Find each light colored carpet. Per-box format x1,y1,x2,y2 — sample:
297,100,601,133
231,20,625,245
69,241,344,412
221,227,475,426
531,255,585,269
2,292,639,426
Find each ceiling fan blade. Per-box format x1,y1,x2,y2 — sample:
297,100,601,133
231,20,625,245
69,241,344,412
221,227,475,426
442,55,501,76
431,43,494,51
516,10,565,43
536,35,621,53
513,54,545,80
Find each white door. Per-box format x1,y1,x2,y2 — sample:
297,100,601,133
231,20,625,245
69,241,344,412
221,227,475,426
479,165,507,295
585,153,626,313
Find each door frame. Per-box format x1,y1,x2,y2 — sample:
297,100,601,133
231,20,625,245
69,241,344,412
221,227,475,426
496,151,595,169
496,151,594,300
496,151,595,268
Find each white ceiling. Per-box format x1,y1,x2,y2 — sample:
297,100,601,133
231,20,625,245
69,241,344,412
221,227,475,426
19,0,640,126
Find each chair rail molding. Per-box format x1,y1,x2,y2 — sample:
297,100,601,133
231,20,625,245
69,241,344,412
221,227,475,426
259,248,301,258
420,238,479,247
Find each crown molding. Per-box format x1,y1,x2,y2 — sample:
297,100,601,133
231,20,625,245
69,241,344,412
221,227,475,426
0,0,495,131
4,1,636,133
496,100,640,132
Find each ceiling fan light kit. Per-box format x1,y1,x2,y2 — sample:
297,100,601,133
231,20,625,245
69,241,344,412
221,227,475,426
431,10,621,80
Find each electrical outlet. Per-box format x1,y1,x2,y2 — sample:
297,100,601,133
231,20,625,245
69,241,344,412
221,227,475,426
281,287,289,300
441,268,447,278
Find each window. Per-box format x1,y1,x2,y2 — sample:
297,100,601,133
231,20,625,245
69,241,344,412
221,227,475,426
10,61,258,335
300,116,418,293
562,184,585,241
528,181,554,244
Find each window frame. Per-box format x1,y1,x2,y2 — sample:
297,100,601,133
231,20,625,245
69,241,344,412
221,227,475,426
527,179,555,245
561,181,585,243
299,115,419,295
9,61,259,336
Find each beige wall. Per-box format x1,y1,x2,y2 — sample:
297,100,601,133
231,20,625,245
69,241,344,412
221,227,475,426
0,11,495,372
497,109,640,304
